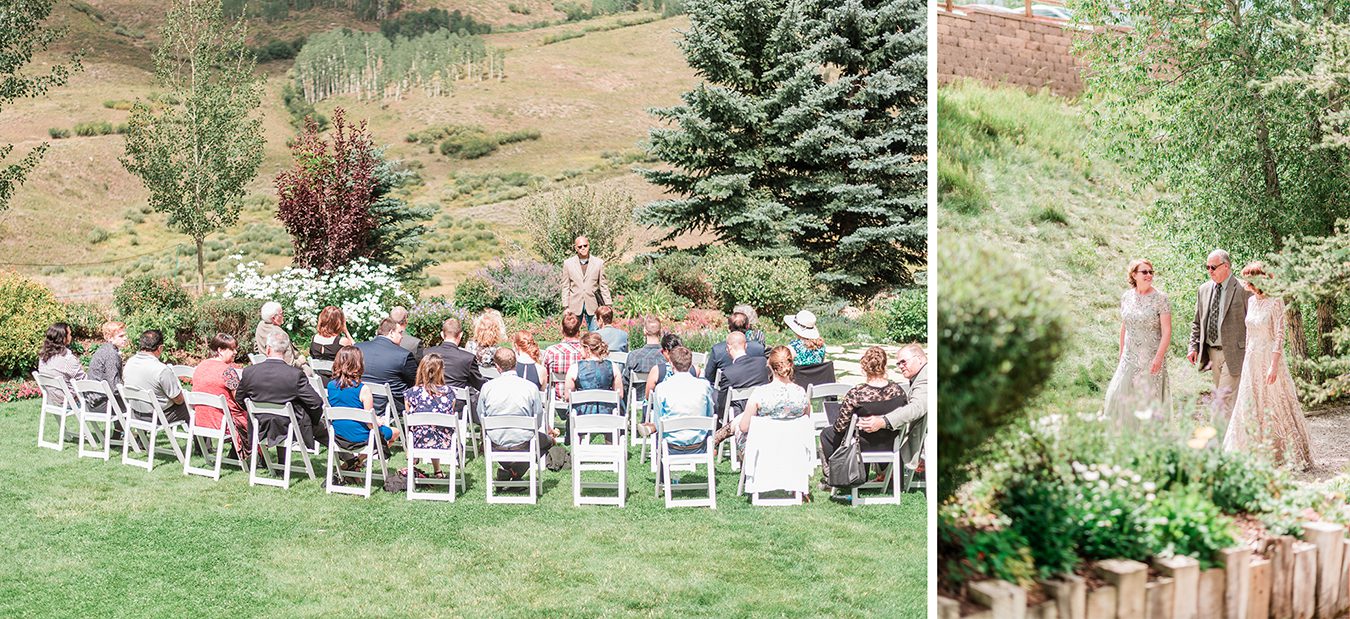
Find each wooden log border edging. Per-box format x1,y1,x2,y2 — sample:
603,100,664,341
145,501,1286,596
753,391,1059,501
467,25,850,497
943,522,1350,619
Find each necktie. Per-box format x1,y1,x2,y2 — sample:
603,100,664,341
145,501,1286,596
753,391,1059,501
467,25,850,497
1206,282,1222,346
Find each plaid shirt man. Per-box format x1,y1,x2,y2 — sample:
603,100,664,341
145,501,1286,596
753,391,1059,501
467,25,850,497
542,338,584,398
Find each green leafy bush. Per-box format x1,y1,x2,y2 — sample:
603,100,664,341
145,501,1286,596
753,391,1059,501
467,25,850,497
63,302,111,340
616,283,691,321
87,228,110,244
1001,471,1081,578
652,252,714,307
114,275,191,318
522,186,635,264
883,288,927,343
703,247,816,318
193,297,263,356
0,273,64,377
48,127,70,139
123,311,194,353
453,275,500,313
1146,490,1236,569
440,132,499,159
938,239,1066,499
939,514,1036,589
406,300,471,347
495,129,541,144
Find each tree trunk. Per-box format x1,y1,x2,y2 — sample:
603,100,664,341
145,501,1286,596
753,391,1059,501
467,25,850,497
195,237,205,294
1317,297,1336,357
1287,303,1311,380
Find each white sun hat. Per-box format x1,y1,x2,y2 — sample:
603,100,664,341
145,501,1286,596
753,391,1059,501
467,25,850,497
783,310,820,340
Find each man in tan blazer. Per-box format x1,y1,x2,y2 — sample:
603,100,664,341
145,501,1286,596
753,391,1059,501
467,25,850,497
561,235,612,331
1187,249,1251,425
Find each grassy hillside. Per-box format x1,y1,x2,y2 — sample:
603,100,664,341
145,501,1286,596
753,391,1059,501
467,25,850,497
0,2,696,299
938,80,1210,415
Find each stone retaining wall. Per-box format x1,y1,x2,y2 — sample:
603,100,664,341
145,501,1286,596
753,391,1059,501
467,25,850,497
936,6,1088,98
941,521,1350,619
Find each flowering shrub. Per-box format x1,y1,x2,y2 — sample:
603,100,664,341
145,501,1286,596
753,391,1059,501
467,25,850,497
0,379,41,403
223,258,413,341
479,257,562,322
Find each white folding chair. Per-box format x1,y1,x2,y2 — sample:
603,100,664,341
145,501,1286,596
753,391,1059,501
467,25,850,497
404,412,466,501
72,379,127,460
308,375,327,403
452,388,481,458
309,358,333,374
716,386,758,472
183,391,244,480
245,399,316,489
365,382,399,429
654,415,716,509
544,371,568,433
568,392,625,507
899,415,927,493
691,351,708,377
607,351,628,384
172,364,196,381
480,365,501,380
323,406,390,498
839,414,903,506
118,384,188,471
248,354,266,365
627,368,653,455
482,415,541,504
33,371,80,451
806,382,851,465
736,416,814,506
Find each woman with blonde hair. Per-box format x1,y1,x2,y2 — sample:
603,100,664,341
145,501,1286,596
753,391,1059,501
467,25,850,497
403,353,457,478
1103,258,1172,427
466,310,506,367
1221,262,1314,470
712,345,811,454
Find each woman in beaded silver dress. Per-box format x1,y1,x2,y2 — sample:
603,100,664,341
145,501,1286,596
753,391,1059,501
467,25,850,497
1103,259,1173,427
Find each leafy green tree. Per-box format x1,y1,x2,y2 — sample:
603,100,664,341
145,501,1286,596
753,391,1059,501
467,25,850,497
1073,0,1350,358
120,0,265,291
522,186,636,265
0,0,81,211
640,0,926,301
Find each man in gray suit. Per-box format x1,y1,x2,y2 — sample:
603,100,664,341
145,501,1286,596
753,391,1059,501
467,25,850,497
1187,249,1251,424
859,343,928,471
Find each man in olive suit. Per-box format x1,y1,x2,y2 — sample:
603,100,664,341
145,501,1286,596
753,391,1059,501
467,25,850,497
560,235,612,332
1187,249,1252,425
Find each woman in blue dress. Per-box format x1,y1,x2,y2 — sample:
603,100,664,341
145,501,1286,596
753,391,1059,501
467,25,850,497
326,346,399,469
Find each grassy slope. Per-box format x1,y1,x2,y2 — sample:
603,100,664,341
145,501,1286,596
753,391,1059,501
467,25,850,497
938,80,1207,416
0,399,925,617
0,5,696,298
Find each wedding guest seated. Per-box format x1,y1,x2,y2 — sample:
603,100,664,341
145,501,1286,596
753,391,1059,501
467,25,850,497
643,333,700,401
326,346,398,468
565,332,621,414
734,303,767,349
594,306,629,353
123,329,190,423
637,346,715,453
542,312,586,399
625,318,666,400
714,330,771,418
37,322,85,405
254,301,300,365
388,306,421,357
708,312,767,387
421,318,485,392
819,346,906,465
466,310,506,367
715,345,809,458
87,321,129,413
403,353,456,478
309,306,354,375
511,331,545,390
784,309,827,366
191,334,251,457
355,318,418,413
479,348,559,481
237,331,326,450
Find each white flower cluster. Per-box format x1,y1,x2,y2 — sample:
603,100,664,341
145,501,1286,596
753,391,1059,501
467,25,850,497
1071,461,1158,502
223,258,414,340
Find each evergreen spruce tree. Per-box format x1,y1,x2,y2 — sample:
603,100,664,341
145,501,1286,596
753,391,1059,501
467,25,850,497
639,0,927,301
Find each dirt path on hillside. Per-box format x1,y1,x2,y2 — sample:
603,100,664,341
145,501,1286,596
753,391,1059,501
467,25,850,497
1296,405,1350,482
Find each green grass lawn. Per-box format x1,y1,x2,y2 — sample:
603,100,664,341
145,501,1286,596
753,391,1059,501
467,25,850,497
0,399,925,617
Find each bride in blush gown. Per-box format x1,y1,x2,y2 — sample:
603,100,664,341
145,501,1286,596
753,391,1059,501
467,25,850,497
1103,259,1172,428
1221,262,1314,470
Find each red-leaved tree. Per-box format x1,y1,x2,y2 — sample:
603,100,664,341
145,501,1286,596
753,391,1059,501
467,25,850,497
275,108,378,271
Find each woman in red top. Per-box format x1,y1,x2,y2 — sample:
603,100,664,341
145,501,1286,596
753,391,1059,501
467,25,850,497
191,334,249,456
